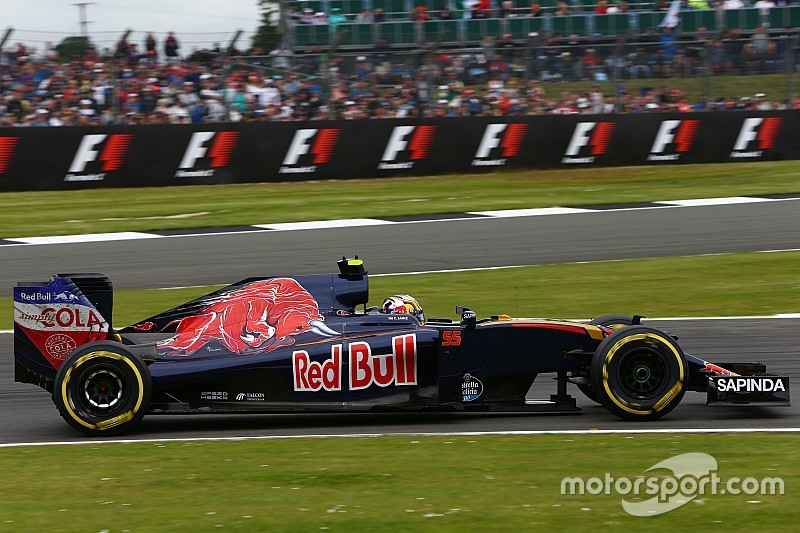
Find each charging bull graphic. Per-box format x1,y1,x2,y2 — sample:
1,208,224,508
157,278,339,356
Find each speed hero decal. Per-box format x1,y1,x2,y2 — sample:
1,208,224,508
293,334,417,392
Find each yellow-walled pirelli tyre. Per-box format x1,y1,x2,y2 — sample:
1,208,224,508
53,341,152,437
590,326,686,421
578,315,635,405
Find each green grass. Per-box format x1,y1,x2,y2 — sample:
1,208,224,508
1,160,799,238
0,433,795,531
539,73,798,103
4,251,798,329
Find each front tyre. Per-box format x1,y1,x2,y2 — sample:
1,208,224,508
590,326,686,421
54,341,151,437
578,315,636,404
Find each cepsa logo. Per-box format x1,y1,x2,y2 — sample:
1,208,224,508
176,131,240,178
65,134,133,182
471,123,527,167
279,128,340,174
378,126,436,170
0,136,19,174
647,120,700,162
730,117,781,159
562,122,615,164
293,334,417,392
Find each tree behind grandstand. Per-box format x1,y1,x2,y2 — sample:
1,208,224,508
252,0,280,52
55,36,93,62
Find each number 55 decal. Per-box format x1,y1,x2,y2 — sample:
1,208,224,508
442,330,462,347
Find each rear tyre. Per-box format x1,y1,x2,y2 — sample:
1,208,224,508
578,315,634,404
54,341,151,437
590,326,686,421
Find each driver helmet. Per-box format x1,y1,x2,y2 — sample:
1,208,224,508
381,294,425,324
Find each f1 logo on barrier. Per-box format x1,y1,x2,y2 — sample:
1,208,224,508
472,123,527,167
562,122,615,164
176,131,240,177
648,120,700,162
65,134,133,182
730,117,781,159
378,126,436,170
0,136,19,174
279,128,340,174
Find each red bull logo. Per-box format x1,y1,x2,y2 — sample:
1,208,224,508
293,334,417,392
158,278,338,356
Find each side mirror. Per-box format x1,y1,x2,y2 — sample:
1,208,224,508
457,306,477,329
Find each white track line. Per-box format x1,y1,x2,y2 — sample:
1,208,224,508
11,232,161,245
1,427,798,448
656,197,777,207
253,219,394,231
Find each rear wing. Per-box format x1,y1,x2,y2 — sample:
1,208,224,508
14,274,114,391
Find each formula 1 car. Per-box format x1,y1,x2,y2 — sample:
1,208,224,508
13,258,790,436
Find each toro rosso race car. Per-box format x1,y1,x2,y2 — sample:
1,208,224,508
13,258,790,436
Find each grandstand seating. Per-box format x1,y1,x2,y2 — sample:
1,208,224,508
287,5,800,50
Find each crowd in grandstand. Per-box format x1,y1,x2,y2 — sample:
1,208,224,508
0,21,797,126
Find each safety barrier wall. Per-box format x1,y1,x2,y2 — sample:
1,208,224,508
0,110,798,191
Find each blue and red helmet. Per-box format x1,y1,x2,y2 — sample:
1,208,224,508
381,294,425,324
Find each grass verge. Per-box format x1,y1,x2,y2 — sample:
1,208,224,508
1,160,799,238
3,250,798,329
0,433,795,530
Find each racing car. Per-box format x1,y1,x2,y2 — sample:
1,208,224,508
12,258,790,436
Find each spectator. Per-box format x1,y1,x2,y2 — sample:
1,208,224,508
527,4,543,17
145,32,158,62
374,8,387,22
438,6,456,19
329,7,347,25
164,32,180,63
269,43,294,70
299,8,315,24
356,9,375,23
555,1,572,15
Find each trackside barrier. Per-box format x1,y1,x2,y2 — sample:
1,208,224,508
0,110,798,191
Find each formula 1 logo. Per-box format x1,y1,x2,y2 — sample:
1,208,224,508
0,136,19,174
65,134,133,182
176,131,240,178
279,128,340,174
730,117,781,159
562,122,615,164
647,120,700,162
471,123,527,167
293,334,418,392
378,126,436,170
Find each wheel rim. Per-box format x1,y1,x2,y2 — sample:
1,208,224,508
84,370,123,409
617,347,668,399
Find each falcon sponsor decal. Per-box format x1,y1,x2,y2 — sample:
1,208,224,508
562,122,615,164
0,136,19,174
647,120,700,162
235,392,266,401
461,373,483,402
293,334,418,392
65,133,133,182
378,126,436,170
471,123,527,167
157,278,339,356
279,128,340,174
176,131,240,177
730,117,782,159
